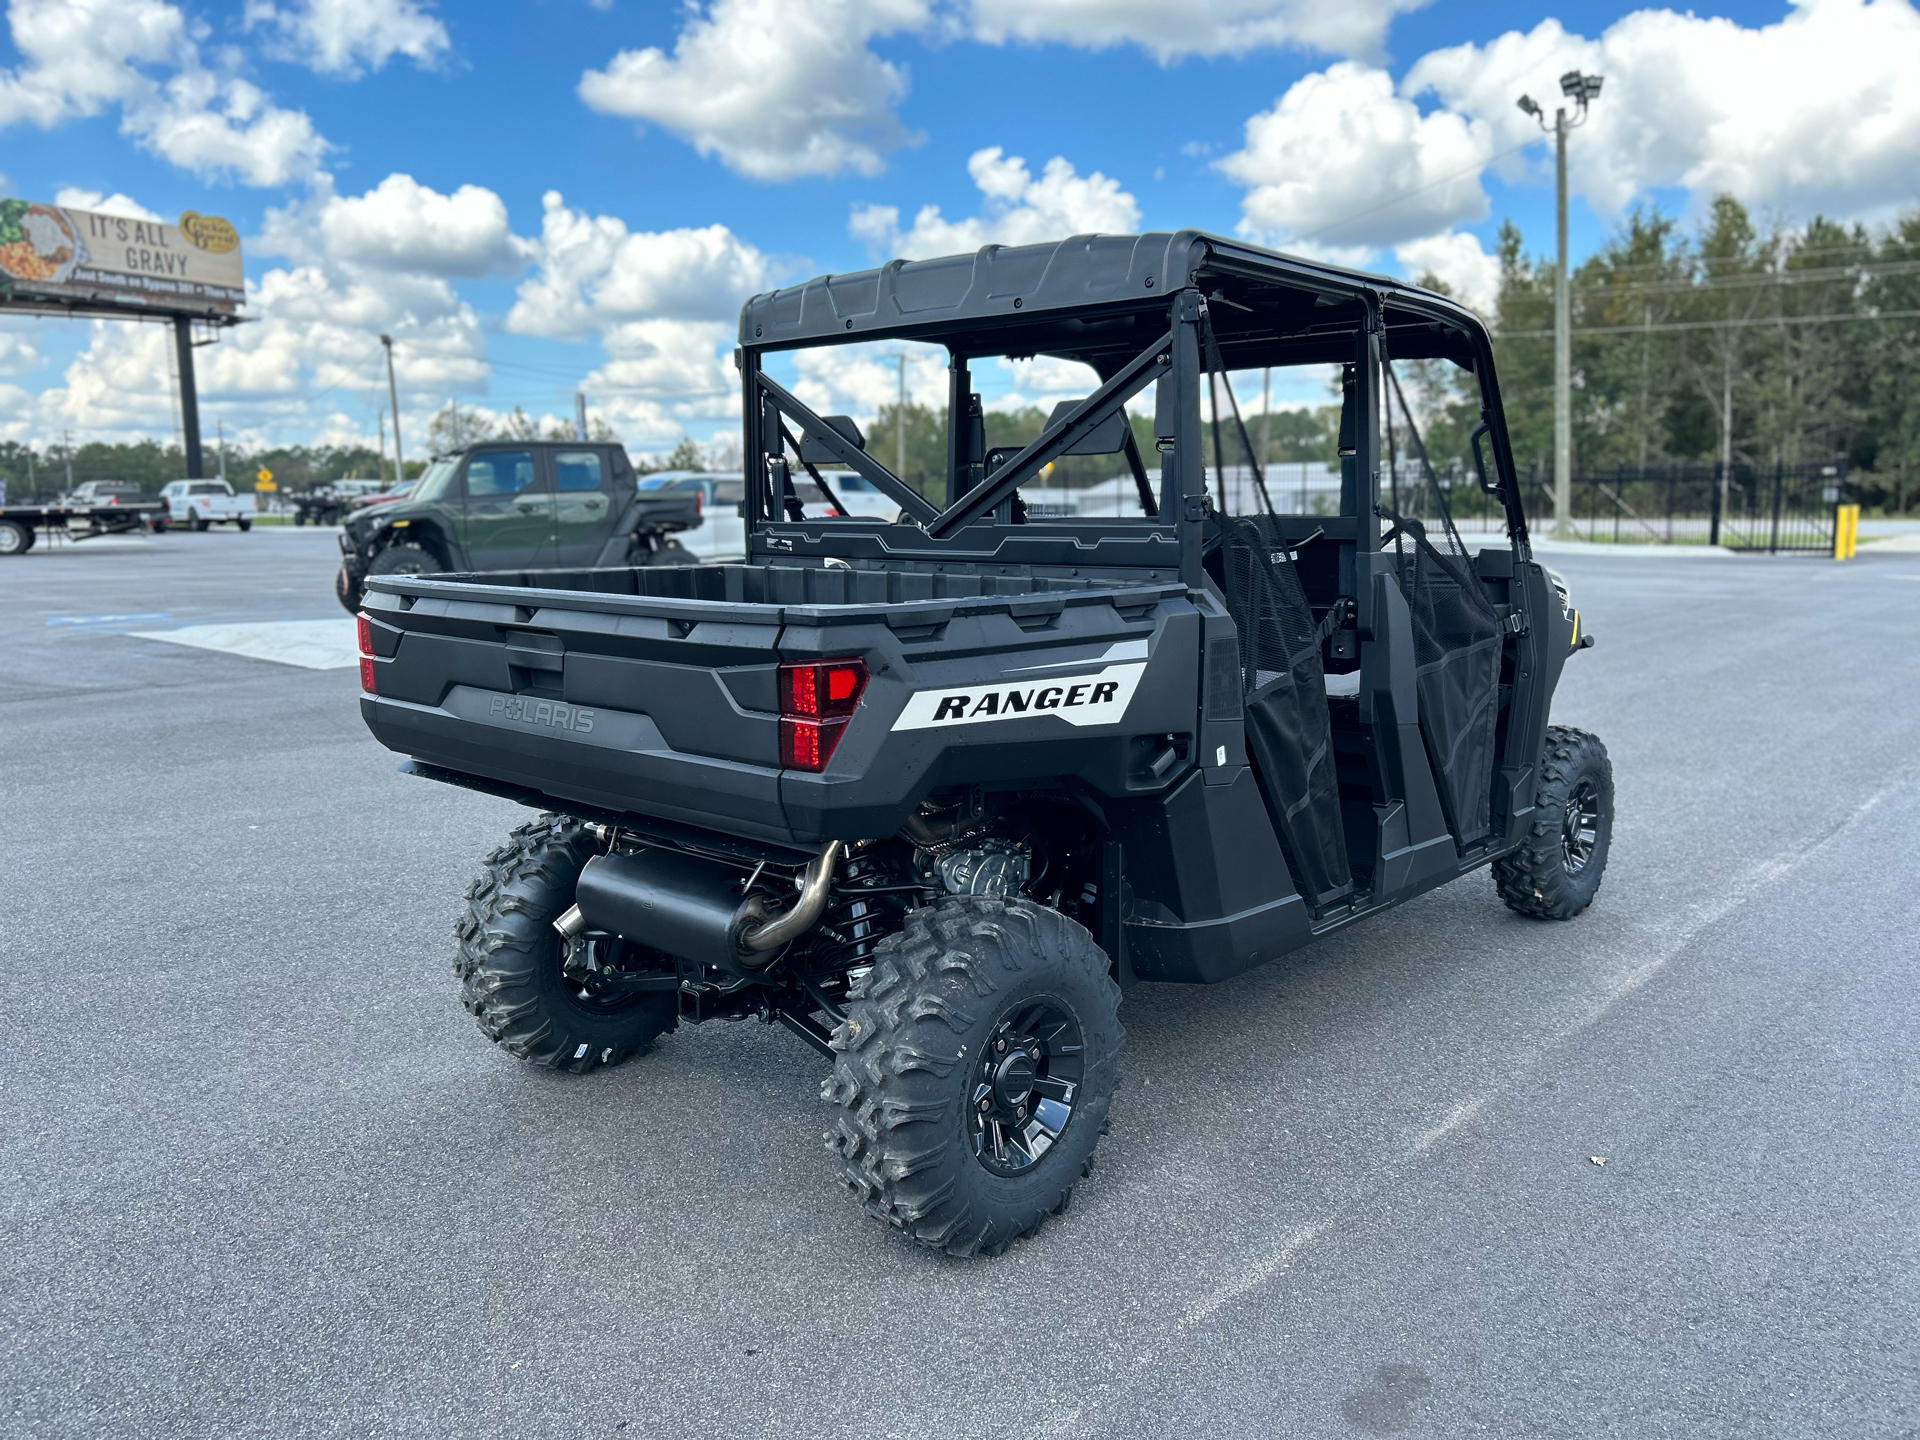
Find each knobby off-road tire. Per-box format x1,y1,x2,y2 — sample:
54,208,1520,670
454,813,677,1073
1493,725,1614,920
367,543,441,579
824,896,1123,1257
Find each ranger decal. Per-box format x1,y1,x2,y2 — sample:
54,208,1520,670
890,661,1146,731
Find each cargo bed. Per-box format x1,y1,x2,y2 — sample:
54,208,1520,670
360,561,1199,847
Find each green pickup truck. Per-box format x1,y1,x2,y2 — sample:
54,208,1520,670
334,441,701,611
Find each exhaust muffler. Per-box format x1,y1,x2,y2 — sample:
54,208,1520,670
558,841,842,973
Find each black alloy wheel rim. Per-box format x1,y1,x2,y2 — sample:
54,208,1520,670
1562,779,1600,875
968,997,1085,1176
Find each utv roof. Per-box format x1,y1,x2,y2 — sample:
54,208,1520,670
739,229,1487,372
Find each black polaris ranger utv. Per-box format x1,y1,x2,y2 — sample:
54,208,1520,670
356,232,1611,1256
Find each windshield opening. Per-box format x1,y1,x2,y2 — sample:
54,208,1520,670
410,460,457,503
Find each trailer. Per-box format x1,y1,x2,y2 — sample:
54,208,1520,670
0,501,165,555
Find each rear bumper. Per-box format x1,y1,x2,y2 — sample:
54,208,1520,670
361,692,796,845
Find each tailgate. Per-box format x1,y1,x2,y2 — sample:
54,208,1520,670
359,579,790,842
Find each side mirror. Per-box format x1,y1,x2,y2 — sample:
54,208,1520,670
1469,420,1500,495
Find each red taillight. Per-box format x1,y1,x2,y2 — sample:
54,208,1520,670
777,658,867,771
356,611,377,693
693,489,704,517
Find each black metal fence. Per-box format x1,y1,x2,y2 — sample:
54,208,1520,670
1443,460,1848,553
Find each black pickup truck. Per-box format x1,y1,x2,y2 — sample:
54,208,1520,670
356,232,1611,1257
334,441,700,610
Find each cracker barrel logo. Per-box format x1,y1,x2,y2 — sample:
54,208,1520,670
178,211,239,254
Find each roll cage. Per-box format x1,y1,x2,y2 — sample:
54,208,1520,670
736,230,1530,597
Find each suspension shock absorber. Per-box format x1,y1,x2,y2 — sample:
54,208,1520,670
817,850,906,968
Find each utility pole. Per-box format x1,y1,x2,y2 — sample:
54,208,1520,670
62,429,74,493
575,391,588,442
380,334,405,480
217,418,227,481
896,352,908,481
1260,366,1272,476
1518,71,1602,540
377,409,388,483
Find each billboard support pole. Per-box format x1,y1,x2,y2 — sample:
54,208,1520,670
174,315,204,480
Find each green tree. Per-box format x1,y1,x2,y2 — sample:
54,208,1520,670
662,437,705,472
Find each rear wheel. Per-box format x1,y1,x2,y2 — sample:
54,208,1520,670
190,514,209,532
824,896,1123,1256
455,814,678,1072
237,517,252,532
1493,725,1614,920
334,566,363,613
0,520,30,556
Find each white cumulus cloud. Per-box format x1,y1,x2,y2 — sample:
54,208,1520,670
578,0,929,180
0,0,181,128
0,0,327,186
850,146,1141,259
1214,1,1920,292
244,0,450,77
304,173,528,277
1393,230,1498,313
1405,0,1920,222
52,187,164,220
0,323,41,377
968,0,1427,64
508,191,771,340
1216,62,1491,253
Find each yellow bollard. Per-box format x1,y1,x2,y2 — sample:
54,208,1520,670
1832,503,1860,560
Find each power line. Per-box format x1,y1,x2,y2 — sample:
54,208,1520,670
1496,306,1920,339
1295,141,1534,245
1565,258,1920,302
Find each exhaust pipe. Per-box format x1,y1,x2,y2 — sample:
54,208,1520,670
562,840,842,973
738,841,843,955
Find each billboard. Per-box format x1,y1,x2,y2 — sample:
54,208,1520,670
0,200,244,317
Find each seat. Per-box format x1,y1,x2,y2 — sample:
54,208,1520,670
1216,515,1354,912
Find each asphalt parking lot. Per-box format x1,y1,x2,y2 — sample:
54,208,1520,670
3,526,1915,1439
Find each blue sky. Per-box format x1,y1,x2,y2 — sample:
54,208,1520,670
2,0,1916,458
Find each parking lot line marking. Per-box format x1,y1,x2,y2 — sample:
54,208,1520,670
128,619,359,670
47,612,175,627
1176,1222,1328,1331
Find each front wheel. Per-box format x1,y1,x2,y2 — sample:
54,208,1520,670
1493,725,1614,920
455,814,678,1072
825,896,1123,1257
366,543,442,580
190,514,209,532
0,520,30,556
334,565,363,613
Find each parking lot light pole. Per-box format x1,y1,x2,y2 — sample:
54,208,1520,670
381,334,404,482
1518,72,1602,540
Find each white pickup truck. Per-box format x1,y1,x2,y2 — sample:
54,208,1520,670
160,480,257,532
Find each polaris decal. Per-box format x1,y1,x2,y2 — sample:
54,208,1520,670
891,662,1146,731
488,694,596,733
